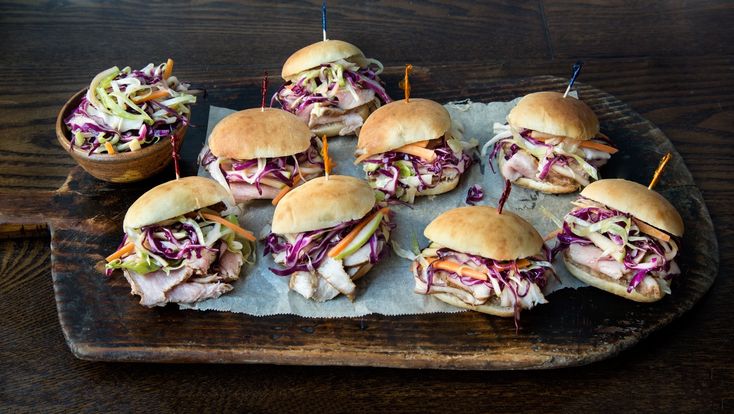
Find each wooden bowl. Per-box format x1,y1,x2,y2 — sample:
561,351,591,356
56,89,188,183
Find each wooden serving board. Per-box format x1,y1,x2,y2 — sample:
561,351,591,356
0,76,718,370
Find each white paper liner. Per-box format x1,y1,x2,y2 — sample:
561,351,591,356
182,95,586,317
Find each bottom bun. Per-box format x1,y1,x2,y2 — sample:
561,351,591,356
418,175,461,196
498,154,580,194
432,292,515,317
350,262,374,282
563,251,663,302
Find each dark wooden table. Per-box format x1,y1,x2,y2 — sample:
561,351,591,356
1,1,732,412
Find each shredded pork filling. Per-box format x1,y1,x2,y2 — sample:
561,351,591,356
199,140,324,203
110,213,248,308
486,123,613,187
267,213,393,302
412,245,552,312
557,198,680,295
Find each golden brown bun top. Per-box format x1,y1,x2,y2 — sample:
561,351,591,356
124,177,233,230
208,108,312,160
580,179,684,237
272,175,375,234
424,206,544,261
281,40,366,80
356,98,451,159
507,91,600,140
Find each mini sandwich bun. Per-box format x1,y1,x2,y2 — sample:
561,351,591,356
507,91,599,141
281,40,367,80
424,206,544,261
272,175,375,234
356,98,451,159
581,179,684,237
208,108,312,160
498,154,580,194
563,251,664,302
123,176,233,230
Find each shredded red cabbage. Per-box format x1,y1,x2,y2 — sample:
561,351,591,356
265,208,394,276
272,61,391,120
465,184,484,205
64,63,194,154
555,198,681,292
202,137,324,194
363,137,473,202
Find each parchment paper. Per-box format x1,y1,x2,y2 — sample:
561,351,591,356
183,96,586,317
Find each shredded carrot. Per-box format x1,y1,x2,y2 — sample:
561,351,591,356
394,143,437,162
271,174,302,206
105,242,135,262
431,260,488,281
201,213,256,241
132,89,169,104
633,217,671,242
328,207,390,258
579,140,618,154
163,58,174,80
104,141,116,155
531,133,618,154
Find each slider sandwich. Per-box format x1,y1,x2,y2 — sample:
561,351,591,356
556,179,684,301
272,40,391,137
266,175,394,301
484,92,617,193
412,206,554,319
199,108,324,203
105,177,255,307
354,98,476,203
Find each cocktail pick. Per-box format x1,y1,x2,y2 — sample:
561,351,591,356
322,134,331,180
563,60,583,98
261,72,268,112
402,64,413,102
171,136,180,180
322,0,327,41
648,153,671,190
497,179,512,214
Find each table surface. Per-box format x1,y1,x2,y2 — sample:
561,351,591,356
1,1,732,412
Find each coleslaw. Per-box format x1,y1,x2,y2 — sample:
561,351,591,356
64,62,196,155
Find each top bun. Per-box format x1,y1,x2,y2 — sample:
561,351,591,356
272,175,375,234
507,91,599,140
424,206,544,261
124,176,233,230
356,99,451,160
580,179,684,237
281,40,366,80
208,108,312,160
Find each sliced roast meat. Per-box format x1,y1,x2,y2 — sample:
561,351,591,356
229,182,281,202
123,265,193,307
186,248,218,275
568,244,626,279
289,271,317,300
165,282,233,304
311,276,341,302
318,256,357,299
501,149,538,181
335,88,375,110
216,242,244,280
